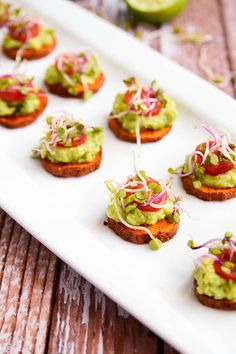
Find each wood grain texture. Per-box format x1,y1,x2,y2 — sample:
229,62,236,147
48,263,159,354
0,211,58,354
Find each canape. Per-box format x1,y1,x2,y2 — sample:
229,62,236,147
105,169,181,249
32,112,104,177
108,77,177,143
3,15,56,60
189,232,236,310
169,125,236,201
44,51,104,100
0,74,47,128
0,1,10,27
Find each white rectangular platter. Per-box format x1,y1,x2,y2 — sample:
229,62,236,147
1,1,236,353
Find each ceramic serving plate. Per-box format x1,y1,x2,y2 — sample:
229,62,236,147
0,1,236,353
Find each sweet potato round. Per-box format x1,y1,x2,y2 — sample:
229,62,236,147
107,217,179,244
3,37,56,60
0,92,48,128
40,149,102,177
182,176,236,201
108,117,172,143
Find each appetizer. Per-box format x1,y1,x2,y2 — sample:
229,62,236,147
0,74,47,128
0,1,10,27
44,51,104,100
3,15,55,60
33,112,104,177
169,125,236,201
189,232,236,310
108,77,177,143
105,169,181,249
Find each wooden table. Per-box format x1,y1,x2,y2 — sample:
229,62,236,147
0,0,235,352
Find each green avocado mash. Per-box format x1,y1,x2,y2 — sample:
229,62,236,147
44,54,101,94
39,128,104,164
112,93,177,133
0,93,40,116
107,198,174,226
3,27,54,50
194,258,236,301
195,167,236,188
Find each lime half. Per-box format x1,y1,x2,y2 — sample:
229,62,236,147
125,0,188,23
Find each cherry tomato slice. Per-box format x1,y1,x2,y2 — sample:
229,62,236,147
8,22,40,42
139,178,167,212
124,88,161,116
0,89,26,102
213,249,236,281
125,179,145,197
56,134,87,148
195,142,234,176
214,261,236,281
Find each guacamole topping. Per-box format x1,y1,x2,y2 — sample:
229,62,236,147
33,112,104,164
169,125,236,188
189,232,236,300
0,74,41,116
3,15,54,51
105,168,181,249
111,77,177,134
44,51,102,100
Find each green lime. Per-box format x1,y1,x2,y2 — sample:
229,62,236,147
125,0,188,24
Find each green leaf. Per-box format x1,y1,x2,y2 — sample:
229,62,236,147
149,239,162,251
210,248,222,256
173,212,180,223
148,182,161,194
105,181,117,194
193,180,202,189
135,170,147,181
209,153,219,165
19,86,28,95
168,167,176,174
123,77,137,87
46,116,54,125
224,231,233,239
69,130,78,139
167,214,175,224
134,191,146,202
124,194,135,206
126,204,137,213
118,189,126,198
187,240,195,249
56,127,66,139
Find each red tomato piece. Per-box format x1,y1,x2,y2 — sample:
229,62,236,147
56,134,87,148
0,89,25,102
138,178,167,212
213,249,236,281
8,21,40,42
124,88,161,116
195,141,234,176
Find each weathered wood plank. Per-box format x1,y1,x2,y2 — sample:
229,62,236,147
0,210,58,354
22,245,58,354
48,263,159,354
11,237,41,353
0,229,30,353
